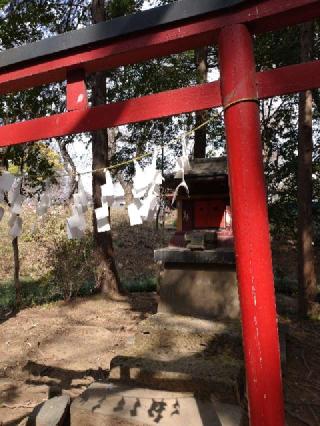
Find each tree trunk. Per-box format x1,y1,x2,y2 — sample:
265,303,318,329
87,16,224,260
58,138,78,200
193,47,209,158
297,22,317,318
91,0,125,297
12,237,21,309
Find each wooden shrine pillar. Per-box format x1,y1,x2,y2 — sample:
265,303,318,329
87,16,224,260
218,24,285,426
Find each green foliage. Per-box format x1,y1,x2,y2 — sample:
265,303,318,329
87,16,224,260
0,277,61,310
0,0,9,9
0,273,156,312
0,276,97,310
46,235,95,301
107,0,143,18
255,26,320,243
123,275,157,292
0,1,63,194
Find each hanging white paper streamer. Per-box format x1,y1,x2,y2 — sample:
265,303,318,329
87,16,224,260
0,172,15,193
67,175,87,239
95,204,111,233
9,179,23,215
77,177,89,211
67,198,87,239
133,161,148,197
174,136,191,179
73,193,87,214
101,170,114,206
8,213,17,227
139,193,158,222
143,148,158,187
11,196,23,215
128,203,143,226
172,136,191,204
154,170,163,185
78,194,88,212
113,182,125,205
8,178,22,205
95,204,109,220
66,215,85,240
153,184,160,196
132,196,142,210
37,193,51,216
97,217,111,233
130,149,162,224
72,209,86,232
78,190,88,208
181,136,191,172
9,216,22,239
0,207,4,222
132,187,147,200
172,170,189,204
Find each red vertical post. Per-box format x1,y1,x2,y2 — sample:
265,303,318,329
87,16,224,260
218,24,285,426
66,69,88,111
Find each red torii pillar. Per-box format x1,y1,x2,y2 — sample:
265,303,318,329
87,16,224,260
219,24,285,426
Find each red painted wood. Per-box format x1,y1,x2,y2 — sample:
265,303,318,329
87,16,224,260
2,57,320,147
0,81,221,147
66,69,88,111
219,24,285,426
257,60,320,99
0,0,319,94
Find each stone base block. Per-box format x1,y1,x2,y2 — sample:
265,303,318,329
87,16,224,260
70,383,243,426
158,263,239,320
25,395,70,426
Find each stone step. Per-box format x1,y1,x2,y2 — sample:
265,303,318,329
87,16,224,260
70,382,243,426
23,395,71,426
109,314,244,404
133,313,243,355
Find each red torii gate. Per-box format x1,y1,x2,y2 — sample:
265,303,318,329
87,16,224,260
1,0,320,424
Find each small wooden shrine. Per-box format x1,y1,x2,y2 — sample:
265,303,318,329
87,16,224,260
155,157,240,320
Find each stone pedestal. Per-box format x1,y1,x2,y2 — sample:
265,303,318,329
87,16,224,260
154,248,239,320
70,383,242,426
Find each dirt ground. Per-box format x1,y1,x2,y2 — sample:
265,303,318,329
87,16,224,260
0,293,320,426
0,294,157,425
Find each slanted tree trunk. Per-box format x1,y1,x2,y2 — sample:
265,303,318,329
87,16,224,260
58,138,78,200
193,47,209,158
12,237,21,309
297,22,317,318
90,0,125,297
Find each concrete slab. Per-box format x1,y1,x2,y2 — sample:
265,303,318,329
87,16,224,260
70,383,243,426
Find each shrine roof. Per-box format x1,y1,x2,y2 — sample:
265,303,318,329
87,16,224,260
163,157,228,193
186,157,228,177
0,0,246,71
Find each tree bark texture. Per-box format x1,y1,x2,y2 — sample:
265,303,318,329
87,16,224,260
59,138,78,200
91,0,124,297
297,21,317,318
194,46,209,158
12,237,21,309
